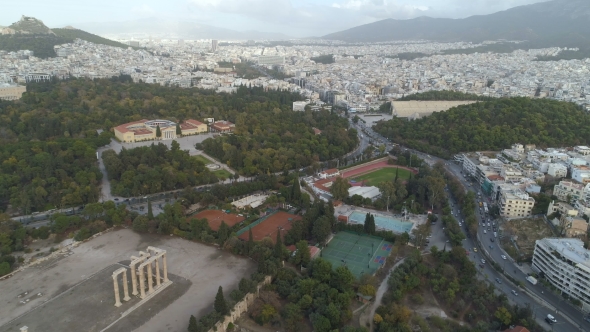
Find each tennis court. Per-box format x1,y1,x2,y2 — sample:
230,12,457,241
321,231,393,279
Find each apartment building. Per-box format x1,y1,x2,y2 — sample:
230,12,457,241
0,83,26,101
547,163,568,178
499,190,535,218
532,238,590,311
553,180,585,202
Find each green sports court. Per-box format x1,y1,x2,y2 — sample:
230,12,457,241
321,231,393,279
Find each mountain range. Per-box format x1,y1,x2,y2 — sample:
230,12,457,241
323,0,590,47
73,18,291,41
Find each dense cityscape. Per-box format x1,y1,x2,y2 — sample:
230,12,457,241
2,1,590,332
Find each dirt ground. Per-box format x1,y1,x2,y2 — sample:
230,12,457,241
500,217,555,260
0,228,256,332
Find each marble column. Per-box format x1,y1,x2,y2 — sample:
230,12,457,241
113,275,122,307
155,257,161,287
163,254,169,282
147,261,154,294
130,261,138,296
139,266,146,299
122,270,131,301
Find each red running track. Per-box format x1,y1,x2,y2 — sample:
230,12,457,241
340,161,417,179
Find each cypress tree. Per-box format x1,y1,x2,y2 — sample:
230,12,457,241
147,200,154,219
274,229,284,259
188,315,197,332
247,227,254,254
394,167,399,181
156,124,162,138
176,123,182,136
214,286,229,315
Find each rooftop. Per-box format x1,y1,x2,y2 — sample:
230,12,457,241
538,238,590,269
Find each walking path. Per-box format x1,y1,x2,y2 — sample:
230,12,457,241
364,257,406,331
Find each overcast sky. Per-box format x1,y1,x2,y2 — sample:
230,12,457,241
3,0,549,37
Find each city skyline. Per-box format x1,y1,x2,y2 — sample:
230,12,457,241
2,0,549,38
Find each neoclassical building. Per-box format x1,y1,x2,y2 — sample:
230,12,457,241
114,119,208,143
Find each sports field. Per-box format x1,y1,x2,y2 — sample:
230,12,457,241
237,211,301,244
321,231,393,279
352,167,412,186
193,155,212,165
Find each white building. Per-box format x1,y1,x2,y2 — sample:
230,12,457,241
532,238,590,311
293,101,309,111
547,163,568,178
572,167,590,184
348,186,381,200
553,180,585,202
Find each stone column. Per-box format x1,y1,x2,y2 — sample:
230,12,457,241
163,254,169,282
139,266,146,299
113,275,122,307
122,270,131,302
130,261,138,296
147,261,154,294
155,256,161,287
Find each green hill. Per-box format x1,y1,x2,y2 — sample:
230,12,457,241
0,29,132,58
0,34,70,58
374,98,590,158
53,28,131,49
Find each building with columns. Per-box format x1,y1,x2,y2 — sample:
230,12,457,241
114,118,207,143
0,83,26,101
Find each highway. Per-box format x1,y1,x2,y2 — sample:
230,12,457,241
444,161,590,331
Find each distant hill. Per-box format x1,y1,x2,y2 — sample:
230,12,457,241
53,28,130,49
74,17,291,40
323,0,590,49
8,15,54,35
0,16,132,58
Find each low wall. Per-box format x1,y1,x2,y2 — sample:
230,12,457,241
208,275,272,332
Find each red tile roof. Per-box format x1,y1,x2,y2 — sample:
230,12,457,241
114,119,149,134
503,327,530,332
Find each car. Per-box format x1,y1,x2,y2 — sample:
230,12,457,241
501,255,507,260
511,290,518,296
473,248,478,252
481,259,486,264
114,198,119,201
490,238,495,242
495,278,502,284
489,245,494,249
483,230,487,234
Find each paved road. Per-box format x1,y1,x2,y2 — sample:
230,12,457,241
444,161,590,331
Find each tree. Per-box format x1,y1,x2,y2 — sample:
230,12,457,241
378,144,386,156
188,315,197,332
214,286,229,315
494,306,512,326
310,313,331,332
293,240,311,267
373,313,383,324
147,200,154,219
291,175,301,202
426,176,446,210
247,227,254,254
156,124,162,138
176,123,182,136
0,262,10,276
312,216,332,245
331,266,355,292
218,221,229,246
364,213,376,235
274,229,285,259
330,177,351,201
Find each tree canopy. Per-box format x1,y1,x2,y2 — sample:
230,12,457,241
102,142,218,197
375,97,590,158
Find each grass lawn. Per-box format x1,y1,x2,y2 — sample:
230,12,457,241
214,169,233,180
352,167,412,186
193,155,212,165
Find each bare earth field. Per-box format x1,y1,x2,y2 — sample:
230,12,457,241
0,229,256,332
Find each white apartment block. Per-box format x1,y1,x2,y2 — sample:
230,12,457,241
462,154,478,178
532,238,590,311
547,163,568,178
553,180,585,202
572,167,590,184
499,190,535,218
